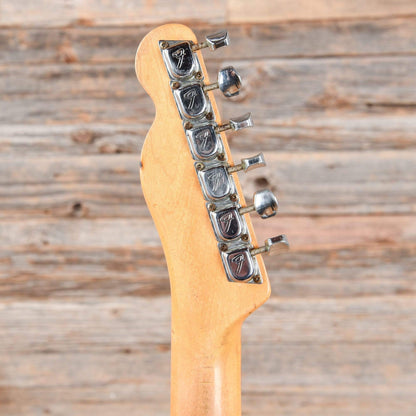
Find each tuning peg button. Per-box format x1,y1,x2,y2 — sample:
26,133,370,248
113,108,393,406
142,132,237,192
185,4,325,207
216,113,253,133
228,153,266,174
251,235,290,256
239,190,278,219
192,30,230,51
204,66,242,97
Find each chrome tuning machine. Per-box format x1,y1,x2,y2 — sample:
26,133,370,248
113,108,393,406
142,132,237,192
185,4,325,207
216,112,253,133
251,235,290,256
204,66,242,97
228,153,266,174
160,26,289,284
192,30,230,51
239,190,278,219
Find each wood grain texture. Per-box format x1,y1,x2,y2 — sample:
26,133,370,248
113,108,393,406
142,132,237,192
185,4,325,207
0,150,414,219
136,24,272,416
228,0,416,23
0,4,415,416
3,56,416,124
2,245,415,299
3,18,416,66
2,0,416,27
2,56,416,159
0,0,227,27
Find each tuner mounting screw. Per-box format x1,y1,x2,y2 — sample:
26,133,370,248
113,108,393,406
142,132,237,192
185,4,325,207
208,203,217,211
219,243,228,252
195,162,205,171
253,275,261,283
195,71,203,80
217,153,225,161
206,112,214,120
241,233,249,242
171,81,180,90
184,122,193,130
230,193,238,202
161,41,169,49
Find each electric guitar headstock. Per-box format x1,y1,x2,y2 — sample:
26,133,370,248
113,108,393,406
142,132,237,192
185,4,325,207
135,24,289,415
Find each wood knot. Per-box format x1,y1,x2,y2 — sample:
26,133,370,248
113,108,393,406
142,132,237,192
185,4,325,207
254,176,270,187
71,201,87,217
71,129,97,144
58,45,78,64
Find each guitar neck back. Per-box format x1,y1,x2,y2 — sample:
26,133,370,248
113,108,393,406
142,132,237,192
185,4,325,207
135,23,284,416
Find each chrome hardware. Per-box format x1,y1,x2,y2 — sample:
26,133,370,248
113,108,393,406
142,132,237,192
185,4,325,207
187,125,220,159
162,41,197,78
199,166,232,200
192,30,230,51
223,248,255,281
204,66,242,97
160,30,282,285
251,235,290,256
239,190,278,219
228,153,266,174
216,113,253,133
211,207,243,240
174,84,207,118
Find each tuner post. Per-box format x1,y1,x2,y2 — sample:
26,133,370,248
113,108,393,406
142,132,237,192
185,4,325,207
251,235,290,256
228,153,266,174
215,113,253,133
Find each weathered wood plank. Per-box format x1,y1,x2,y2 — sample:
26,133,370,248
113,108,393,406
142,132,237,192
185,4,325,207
228,0,416,24
224,17,416,59
0,15,413,416
2,115,416,156
2,343,415,389
2,18,416,66
1,245,415,299
1,390,415,416
0,124,147,155
242,388,416,416
2,56,416,127
0,151,414,217
2,0,416,27
0,342,414,415
232,56,416,121
0,0,226,27
1,296,415,354
0,10,413,416
0,247,170,299
267,244,416,298
243,150,416,215
1,216,415,250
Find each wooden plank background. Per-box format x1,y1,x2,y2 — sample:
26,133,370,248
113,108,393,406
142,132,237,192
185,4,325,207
1,1,416,415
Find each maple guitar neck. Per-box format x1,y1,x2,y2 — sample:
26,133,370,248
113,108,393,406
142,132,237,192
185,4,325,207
135,24,288,416
171,302,243,415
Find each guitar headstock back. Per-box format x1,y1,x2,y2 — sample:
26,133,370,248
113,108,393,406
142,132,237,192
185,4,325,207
135,24,288,331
